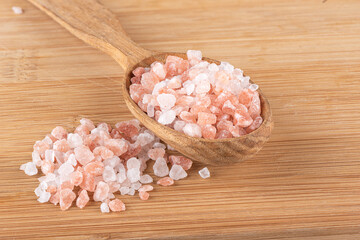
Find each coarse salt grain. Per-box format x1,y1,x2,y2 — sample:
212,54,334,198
12,6,23,14
198,167,210,179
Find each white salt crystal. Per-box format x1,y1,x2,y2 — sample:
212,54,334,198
67,133,83,148
120,186,130,195
58,163,74,176
37,191,51,203
117,164,127,183
158,110,176,125
187,50,202,61
22,162,38,176
42,136,53,147
66,153,77,166
153,143,166,149
34,186,43,197
54,151,65,163
127,157,140,169
45,173,56,183
157,93,176,111
241,76,250,88
174,120,186,132
169,164,188,180
131,181,142,190
185,83,195,95
153,158,169,177
168,76,182,89
194,73,207,84
100,202,110,213
45,149,55,163
208,63,219,72
128,188,135,196
103,166,117,182
152,81,167,95
183,123,202,138
136,132,155,146
12,6,23,15
139,174,153,184
120,178,131,187
167,144,175,150
199,167,210,178
249,84,259,92
127,168,141,183
147,104,155,118
193,61,209,69
103,156,120,168
220,61,234,73
196,80,211,94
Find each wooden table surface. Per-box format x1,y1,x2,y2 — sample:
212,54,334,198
1,0,360,239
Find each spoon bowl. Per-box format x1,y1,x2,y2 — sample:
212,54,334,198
29,0,274,165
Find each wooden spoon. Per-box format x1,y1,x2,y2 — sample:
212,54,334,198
28,0,274,165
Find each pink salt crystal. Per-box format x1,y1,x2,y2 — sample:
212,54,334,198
151,62,167,80
248,91,261,119
139,191,150,200
179,111,196,124
138,100,148,112
165,55,189,76
50,191,60,205
74,145,95,166
138,185,153,192
222,100,236,115
141,72,159,91
201,124,217,139
196,95,211,108
233,107,253,128
93,146,114,160
93,181,110,202
46,185,57,194
197,112,217,125
104,139,128,156
84,161,104,176
157,177,174,186
238,89,254,107
173,120,186,132
132,67,146,77
108,199,126,212
168,155,193,170
53,139,70,153
97,122,112,133
187,50,202,66
46,134,57,143
196,80,211,94
115,121,139,139
59,188,76,211
41,160,54,175
157,93,176,110
60,181,74,190
154,110,162,121
108,181,120,193
51,126,68,140
131,76,141,84
158,110,176,125
121,143,141,160
80,118,95,131
147,148,165,160
183,123,202,138
230,125,247,137
246,116,263,133
218,113,231,121
76,189,89,209
79,171,96,192
70,170,83,186
176,96,195,107
190,105,211,115
217,120,233,132
167,76,182,89
216,130,233,139
110,129,123,139
33,140,50,157
74,124,90,137
209,105,221,115
130,84,147,103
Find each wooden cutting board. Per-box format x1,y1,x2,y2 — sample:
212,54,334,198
1,0,360,239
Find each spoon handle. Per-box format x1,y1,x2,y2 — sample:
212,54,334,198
28,0,152,70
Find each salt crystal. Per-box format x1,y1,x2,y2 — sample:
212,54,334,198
12,6,23,14
183,123,202,138
187,50,202,61
131,181,142,190
22,162,38,176
157,93,176,111
37,191,51,203
67,133,83,148
169,164,188,180
100,202,110,213
117,164,127,183
198,167,210,178
136,132,155,147
45,149,55,163
158,110,176,125
119,186,130,195
139,174,153,184
103,156,120,168
74,145,94,166
58,163,74,176
93,181,110,202
139,191,150,200
127,157,140,169
109,199,126,212
128,188,135,196
153,158,169,177
249,83,259,92
127,168,141,183
139,185,153,192
147,104,155,117
157,177,174,186
102,166,117,182
66,154,77,166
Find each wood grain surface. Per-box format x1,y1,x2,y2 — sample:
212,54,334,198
1,0,360,239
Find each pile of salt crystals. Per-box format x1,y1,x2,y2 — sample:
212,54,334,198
129,50,262,139
20,118,209,213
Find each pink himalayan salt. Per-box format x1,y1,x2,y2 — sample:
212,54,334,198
93,181,109,202
46,185,57,194
60,181,74,191
59,188,76,211
109,199,126,212
197,112,216,125
74,145,95,166
41,160,54,175
93,146,114,160
33,141,50,157
216,130,233,139
79,171,96,192
53,139,70,153
246,116,263,133
80,118,95,131
84,161,104,176
115,121,139,139
168,155,193,170
51,126,68,140
76,189,90,209
104,139,128,156
74,124,90,137
201,124,217,139
139,191,150,200
147,148,165,160
49,191,60,205
157,177,174,186
138,185,153,192
70,170,83,186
